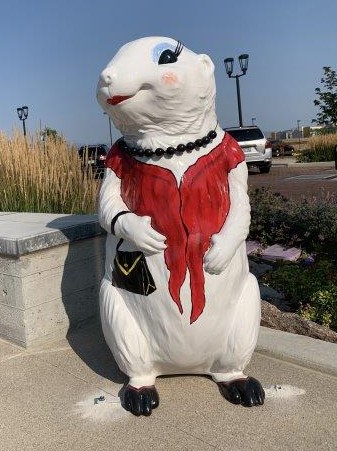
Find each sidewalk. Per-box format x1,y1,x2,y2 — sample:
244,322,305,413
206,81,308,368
272,157,336,168
1,324,336,451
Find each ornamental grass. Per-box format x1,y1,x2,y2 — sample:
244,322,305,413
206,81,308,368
296,133,337,162
0,131,100,214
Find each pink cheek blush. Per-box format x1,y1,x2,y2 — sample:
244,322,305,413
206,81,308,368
162,72,178,85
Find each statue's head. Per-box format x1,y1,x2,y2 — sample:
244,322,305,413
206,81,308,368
97,37,216,138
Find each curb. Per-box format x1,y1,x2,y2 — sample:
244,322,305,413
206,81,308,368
256,326,337,377
272,160,335,169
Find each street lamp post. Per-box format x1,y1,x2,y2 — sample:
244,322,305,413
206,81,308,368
16,106,29,136
297,119,301,151
104,112,113,147
224,54,249,127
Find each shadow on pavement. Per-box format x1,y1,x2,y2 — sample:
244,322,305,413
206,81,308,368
66,323,126,385
46,216,126,386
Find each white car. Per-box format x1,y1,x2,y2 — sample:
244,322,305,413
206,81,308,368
225,126,272,173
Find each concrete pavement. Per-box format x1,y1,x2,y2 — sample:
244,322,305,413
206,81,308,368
1,324,336,451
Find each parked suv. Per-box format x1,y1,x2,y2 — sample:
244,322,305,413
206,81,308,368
78,144,109,178
225,126,272,173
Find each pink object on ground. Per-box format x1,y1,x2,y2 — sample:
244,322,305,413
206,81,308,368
261,244,301,262
246,241,263,255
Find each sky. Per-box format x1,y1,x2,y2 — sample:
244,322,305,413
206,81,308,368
2,0,337,146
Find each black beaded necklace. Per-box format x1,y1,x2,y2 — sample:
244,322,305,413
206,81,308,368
118,128,218,158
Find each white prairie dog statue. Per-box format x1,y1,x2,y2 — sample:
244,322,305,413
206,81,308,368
96,36,265,416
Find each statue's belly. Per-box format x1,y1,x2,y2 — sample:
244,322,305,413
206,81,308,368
105,235,251,370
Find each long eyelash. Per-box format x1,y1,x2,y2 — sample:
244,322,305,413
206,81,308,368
174,40,184,57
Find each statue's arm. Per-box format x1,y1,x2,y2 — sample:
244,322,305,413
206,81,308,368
204,161,250,274
98,168,129,234
99,168,166,255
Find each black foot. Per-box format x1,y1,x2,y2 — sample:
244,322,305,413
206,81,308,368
123,385,159,416
217,377,265,407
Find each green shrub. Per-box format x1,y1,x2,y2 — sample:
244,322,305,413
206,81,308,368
249,188,337,261
300,286,337,329
263,260,337,331
250,187,337,330
297,147,335,162
249,188,292,245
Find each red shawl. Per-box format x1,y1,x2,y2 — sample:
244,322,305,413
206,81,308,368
106,134,245,323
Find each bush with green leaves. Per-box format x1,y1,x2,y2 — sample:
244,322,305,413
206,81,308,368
296,146,335,163
263,260,337,331
301,286,337,330
249,187,337,261
250,188,337,331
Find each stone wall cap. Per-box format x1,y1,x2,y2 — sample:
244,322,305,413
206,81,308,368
0,212,105,256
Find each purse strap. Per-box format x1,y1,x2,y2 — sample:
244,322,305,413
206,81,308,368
116,238,124,251
111,211,131,235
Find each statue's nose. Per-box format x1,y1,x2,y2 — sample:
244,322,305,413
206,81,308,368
100,68,114,86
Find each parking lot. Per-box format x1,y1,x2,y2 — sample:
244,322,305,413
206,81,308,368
248,158,337,200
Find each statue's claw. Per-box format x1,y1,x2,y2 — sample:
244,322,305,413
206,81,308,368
217,377,265,407
123,385,159,416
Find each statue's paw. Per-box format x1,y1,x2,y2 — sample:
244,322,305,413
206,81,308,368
123,385,159,416
204,240,232,275
204,259,228,275
118,214,166,255
217,377,265,407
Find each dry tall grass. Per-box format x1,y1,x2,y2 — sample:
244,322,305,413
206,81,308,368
0,131,100,214
309,133,337,152
296,133,337,162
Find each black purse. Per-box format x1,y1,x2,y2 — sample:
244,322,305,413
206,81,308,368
112,239,156,296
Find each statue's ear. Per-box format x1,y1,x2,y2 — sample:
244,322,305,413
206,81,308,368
198,54,215,75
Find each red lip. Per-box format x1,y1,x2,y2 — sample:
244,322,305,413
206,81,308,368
107,95,132,105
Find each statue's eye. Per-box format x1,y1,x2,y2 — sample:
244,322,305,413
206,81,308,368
158,49,177,65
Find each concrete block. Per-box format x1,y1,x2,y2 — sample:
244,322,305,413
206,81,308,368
0,303,25,345
0,212,102,255
0,273,23,308
0,256,22,277
0,213,106,347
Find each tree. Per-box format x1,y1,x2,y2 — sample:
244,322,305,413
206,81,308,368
41,126,62,142
313,66,337,126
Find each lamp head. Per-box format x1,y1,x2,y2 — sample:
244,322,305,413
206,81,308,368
17,106,28,120
17,107,23,120
238,54,249,74
224,57,234,77
22,106,29,119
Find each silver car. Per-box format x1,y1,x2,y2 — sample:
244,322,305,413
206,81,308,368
225,126,272,173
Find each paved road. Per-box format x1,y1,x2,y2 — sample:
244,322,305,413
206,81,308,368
248,159,337,200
